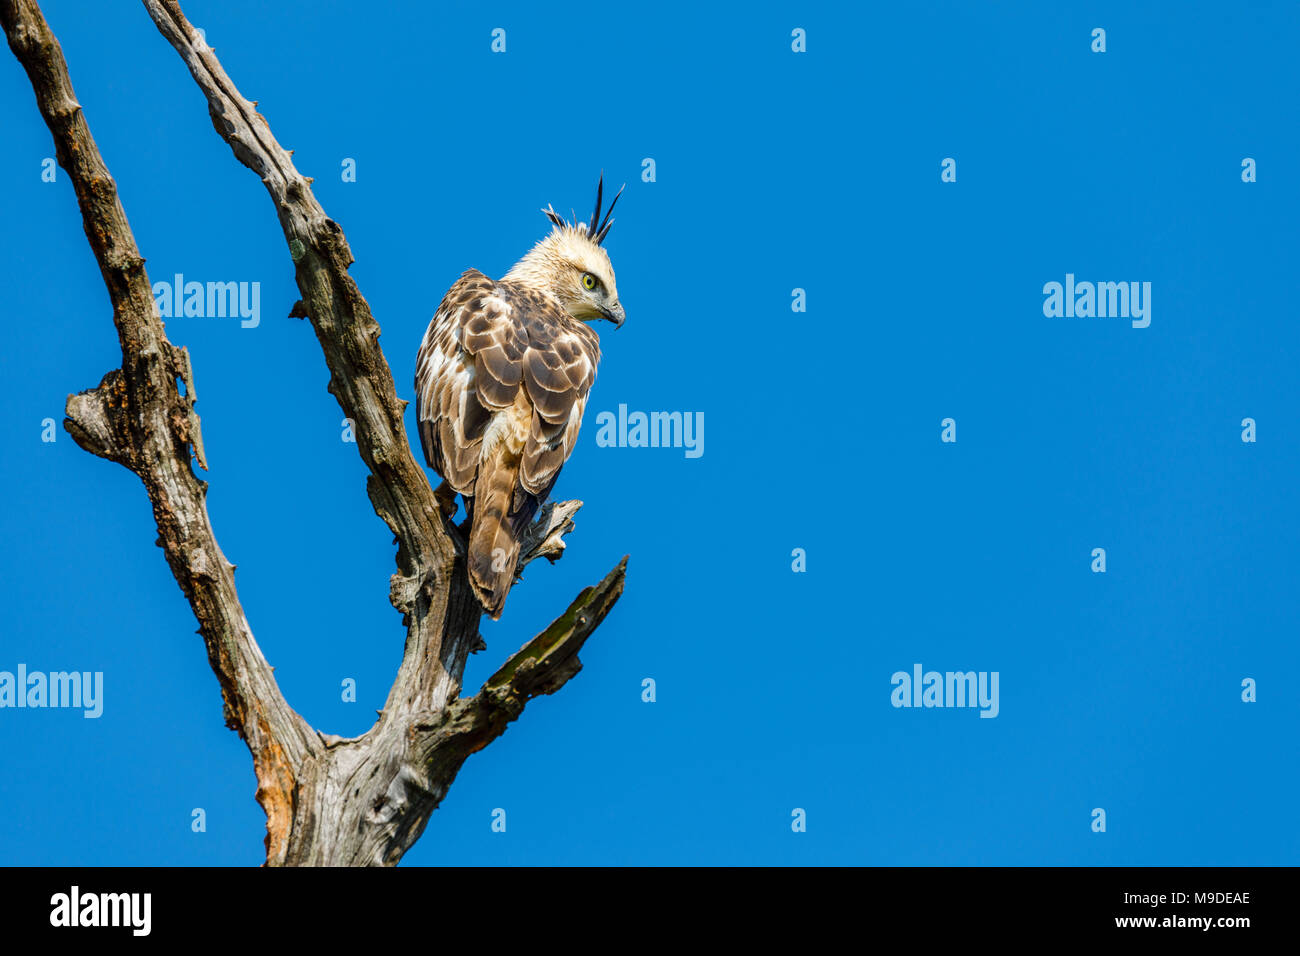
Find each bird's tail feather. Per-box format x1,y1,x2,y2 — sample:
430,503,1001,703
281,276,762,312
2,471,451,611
468,451,538,619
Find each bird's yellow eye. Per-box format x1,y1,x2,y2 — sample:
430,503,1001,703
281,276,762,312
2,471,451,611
582,273,597,291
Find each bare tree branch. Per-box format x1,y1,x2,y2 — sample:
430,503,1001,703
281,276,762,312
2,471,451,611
1,0,316,862
518,500,585,571
2,0,626,866
417,557,626,780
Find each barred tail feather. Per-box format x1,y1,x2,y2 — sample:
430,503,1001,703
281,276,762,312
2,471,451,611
467,451,538,618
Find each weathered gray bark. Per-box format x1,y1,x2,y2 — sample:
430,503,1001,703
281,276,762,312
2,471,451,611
2,0,625,866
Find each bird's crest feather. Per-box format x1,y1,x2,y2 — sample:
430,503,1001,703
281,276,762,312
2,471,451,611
540,173,625,246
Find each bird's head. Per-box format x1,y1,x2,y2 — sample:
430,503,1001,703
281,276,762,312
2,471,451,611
504,176,626,328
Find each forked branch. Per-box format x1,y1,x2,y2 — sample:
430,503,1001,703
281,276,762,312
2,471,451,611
1,0,626,866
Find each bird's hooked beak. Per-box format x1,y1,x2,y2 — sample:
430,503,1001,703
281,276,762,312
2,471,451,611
601,302,626,329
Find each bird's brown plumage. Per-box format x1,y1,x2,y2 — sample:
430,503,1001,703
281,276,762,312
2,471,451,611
415,269,601,617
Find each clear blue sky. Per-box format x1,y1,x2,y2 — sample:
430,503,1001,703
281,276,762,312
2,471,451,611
1,0,1297,865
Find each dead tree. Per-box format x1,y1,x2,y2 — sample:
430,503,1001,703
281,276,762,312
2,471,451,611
1,0,626,866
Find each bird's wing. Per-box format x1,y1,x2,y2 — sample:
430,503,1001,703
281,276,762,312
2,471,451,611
414,268,526,495
415,271,598,503
506,285,601,498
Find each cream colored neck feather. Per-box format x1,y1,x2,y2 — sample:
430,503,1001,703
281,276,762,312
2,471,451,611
504,227,594,285
503,241,562,287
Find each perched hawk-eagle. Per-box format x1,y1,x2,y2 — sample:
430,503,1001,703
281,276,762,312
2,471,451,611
415,177,625,618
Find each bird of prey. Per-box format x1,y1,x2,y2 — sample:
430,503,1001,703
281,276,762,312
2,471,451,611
415,177,626,618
